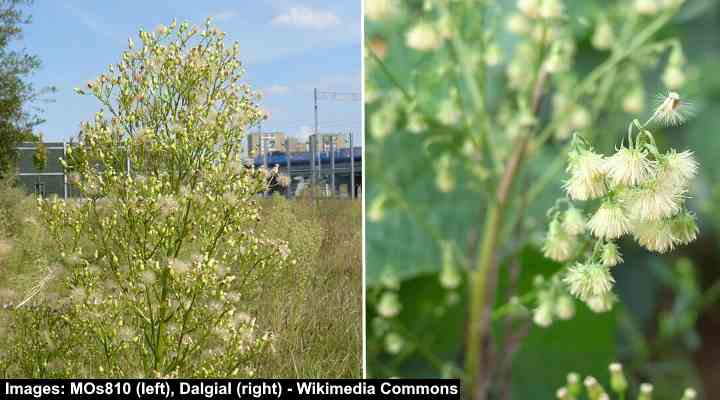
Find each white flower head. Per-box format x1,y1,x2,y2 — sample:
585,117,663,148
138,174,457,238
585,292,616,313
604,146,656,187
564,149,607,201
562,207,586,236
660,149,698,188
168,258,190,275
563,262,615,301
141,270,157,285
633,219,676,253
543,219,576,262
506,13,531,34
622,181,684,222
671,210,699,245
588,200,632,240
652,91,693,127
564,174,606,201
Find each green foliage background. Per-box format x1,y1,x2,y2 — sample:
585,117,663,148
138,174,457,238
366,0,720,397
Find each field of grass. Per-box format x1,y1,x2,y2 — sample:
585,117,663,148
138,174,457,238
0,179,361,378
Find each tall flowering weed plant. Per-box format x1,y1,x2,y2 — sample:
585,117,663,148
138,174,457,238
0,19,291,378
365,0,698,397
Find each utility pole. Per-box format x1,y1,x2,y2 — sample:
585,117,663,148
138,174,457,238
312,89,360,199
312,88,318,196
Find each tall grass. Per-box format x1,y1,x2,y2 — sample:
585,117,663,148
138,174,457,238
0,179,361,378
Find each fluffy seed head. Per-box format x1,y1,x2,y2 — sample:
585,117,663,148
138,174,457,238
564,149,607,201
588,201,632,240
633,219,676,253
543,219,576,262
604,146,656,187
660,149,698,188
563,262,615,301
671,210,699,245
585,292,616,313
653,91,692,126
621,182,684,222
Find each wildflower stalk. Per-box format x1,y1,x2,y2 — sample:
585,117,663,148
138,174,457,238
465,64,547,398
465,8,678,398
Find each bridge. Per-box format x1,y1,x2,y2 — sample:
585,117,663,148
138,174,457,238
13,142,363,199
252,147,362,198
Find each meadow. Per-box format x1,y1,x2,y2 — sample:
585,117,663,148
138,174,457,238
0,180,362,378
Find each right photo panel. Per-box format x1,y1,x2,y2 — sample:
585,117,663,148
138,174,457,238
365,0,719,399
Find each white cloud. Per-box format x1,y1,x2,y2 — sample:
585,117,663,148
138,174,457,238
211,10,238,21
271,6,340,30
261,84,291,96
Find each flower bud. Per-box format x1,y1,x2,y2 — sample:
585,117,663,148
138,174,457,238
592,20,614,50
638,383,653,400
440,241,461,289
554,295,575,320
567,372,581,397
562,207,586,236
377,292,401,318
384,332,404,354
609,363,628,393
405,22,443,52
601,241,623,267
623,88,645,114
663,66,685,90
681,388,697,400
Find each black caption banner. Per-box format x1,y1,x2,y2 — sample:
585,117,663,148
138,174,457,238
0,379,461,399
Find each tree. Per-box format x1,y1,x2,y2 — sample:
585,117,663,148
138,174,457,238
0,0,46,175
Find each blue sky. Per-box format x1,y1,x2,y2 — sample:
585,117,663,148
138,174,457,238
16,0,361,145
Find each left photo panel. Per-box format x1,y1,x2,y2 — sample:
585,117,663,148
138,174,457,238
0,1,362,378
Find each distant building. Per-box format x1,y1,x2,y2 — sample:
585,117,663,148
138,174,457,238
286,137,307,153
14,141,70,198
309,133,349,153
245,131,287,157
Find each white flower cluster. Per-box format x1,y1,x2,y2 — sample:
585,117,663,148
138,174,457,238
564,135,698,255
542,107,699,310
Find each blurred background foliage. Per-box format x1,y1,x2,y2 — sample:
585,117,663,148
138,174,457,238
366,0,720,398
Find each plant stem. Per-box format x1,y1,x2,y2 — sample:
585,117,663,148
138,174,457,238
465,63,548,398
465,144,528,399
